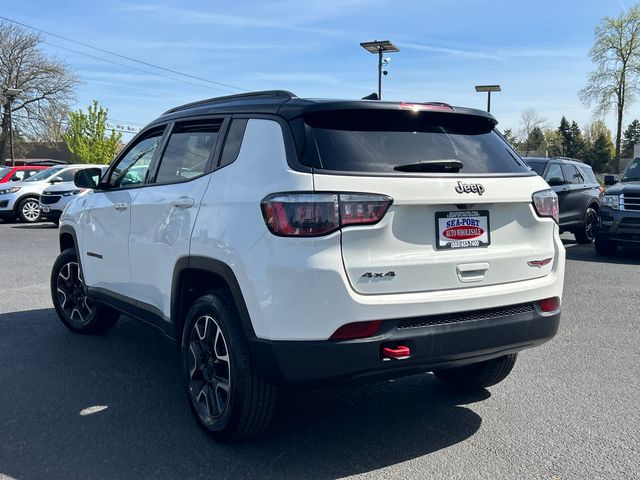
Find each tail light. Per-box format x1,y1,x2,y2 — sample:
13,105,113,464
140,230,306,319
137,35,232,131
532,189,559,223
261,192,392,237
538,297,560,313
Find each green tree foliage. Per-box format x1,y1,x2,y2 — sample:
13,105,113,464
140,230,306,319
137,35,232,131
580,6,640,172
621,119,640,157
525,126,545,154
585,120,615,172
62,101,122,164
544,128,563,157
557,116,571,155
555,117,586,158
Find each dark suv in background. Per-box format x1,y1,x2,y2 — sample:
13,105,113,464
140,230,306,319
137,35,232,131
596,157,640,255
524,157,602,243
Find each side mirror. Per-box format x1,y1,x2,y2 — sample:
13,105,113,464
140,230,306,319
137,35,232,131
49,176,64,184
604,175,616,186
547,177,565,187
74,168,102,189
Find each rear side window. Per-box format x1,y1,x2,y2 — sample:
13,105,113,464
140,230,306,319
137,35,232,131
544,163,564,183
578,165,597,183
562,164,584,184
219,119,248,168
302,109,529,174
154,122,220,184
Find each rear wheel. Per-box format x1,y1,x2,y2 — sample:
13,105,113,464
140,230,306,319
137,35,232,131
17,197,41,223
595,235,618,256
574,207,597,244
50,248,119,334
182,294,277,441
433,353,518,391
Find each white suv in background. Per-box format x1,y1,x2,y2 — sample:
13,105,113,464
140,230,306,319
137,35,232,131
51,91,565,441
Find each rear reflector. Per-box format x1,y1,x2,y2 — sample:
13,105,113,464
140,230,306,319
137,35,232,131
261,192,392,237
330,320,383,340
538,297,560,312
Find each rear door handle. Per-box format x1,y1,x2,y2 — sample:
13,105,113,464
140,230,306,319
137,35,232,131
171,197,195,209
113,202,129,211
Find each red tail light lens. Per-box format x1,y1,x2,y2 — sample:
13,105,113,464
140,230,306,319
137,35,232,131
532,189,559,223
261,192,392,237
330,320,383,340
538,297,560,312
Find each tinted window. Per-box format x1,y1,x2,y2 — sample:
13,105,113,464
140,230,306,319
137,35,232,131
25,167,62,182
154,123,219,184
12,170,28,181
302,109,529,174
562,164,584,184
544,163,564,183
0,167,10,179
108,130,164,188
526,160,547,176
57,168,79,182
219,119,248,168
578,165,597,183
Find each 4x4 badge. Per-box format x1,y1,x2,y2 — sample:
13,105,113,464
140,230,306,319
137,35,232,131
455,181,485,195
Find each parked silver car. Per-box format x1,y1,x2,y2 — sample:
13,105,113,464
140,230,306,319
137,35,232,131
40,166,107,224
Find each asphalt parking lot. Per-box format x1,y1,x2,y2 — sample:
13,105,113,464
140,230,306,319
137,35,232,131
0,222,639,480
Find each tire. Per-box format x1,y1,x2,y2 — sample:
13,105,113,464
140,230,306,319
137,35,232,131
182,293,277,441
17,197,41,223
574,207,598,244
50,248,120,334
433,353,518,391
595,235,618,256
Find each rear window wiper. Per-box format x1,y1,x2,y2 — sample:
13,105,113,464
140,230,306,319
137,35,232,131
393,159,464,173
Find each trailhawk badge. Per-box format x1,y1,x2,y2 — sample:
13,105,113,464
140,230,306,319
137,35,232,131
455,181,485,195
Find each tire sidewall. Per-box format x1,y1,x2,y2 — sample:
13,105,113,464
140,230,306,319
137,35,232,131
181,294,244,435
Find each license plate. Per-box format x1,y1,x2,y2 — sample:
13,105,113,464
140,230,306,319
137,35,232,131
40,205,50,213
435,210,490,249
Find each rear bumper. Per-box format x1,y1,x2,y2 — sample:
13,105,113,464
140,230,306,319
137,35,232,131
249,304,560,384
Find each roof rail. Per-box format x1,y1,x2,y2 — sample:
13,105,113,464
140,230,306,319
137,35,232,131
163,90,296,115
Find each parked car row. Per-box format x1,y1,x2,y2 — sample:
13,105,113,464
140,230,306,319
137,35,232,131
0,164,105,224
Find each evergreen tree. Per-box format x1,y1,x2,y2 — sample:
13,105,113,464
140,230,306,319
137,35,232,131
568,121,586,159
621,119,640,157
557,116,571,156
525,126,545,154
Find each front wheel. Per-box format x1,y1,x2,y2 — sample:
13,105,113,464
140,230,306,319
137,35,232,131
574,207,598,244
17,197,41,223
50,248,120,334
433,353,518,391
182,294,277,441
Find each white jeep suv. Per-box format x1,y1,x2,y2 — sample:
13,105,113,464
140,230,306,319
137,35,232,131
50,91,565,441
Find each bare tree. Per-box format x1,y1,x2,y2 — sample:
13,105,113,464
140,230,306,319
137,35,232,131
0,21,79,161
519,108,547,141
580,6,640,172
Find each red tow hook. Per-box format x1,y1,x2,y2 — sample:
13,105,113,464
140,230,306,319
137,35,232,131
381,345,411,360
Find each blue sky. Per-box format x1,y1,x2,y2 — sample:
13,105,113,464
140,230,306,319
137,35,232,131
3,0,636,138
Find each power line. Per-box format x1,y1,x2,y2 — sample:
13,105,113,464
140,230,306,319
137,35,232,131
12,113,141,135
43,41,232,93
0,15,248,92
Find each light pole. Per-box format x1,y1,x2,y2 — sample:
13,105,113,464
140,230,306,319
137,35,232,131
475,85,501,113
360,40,399,100
2,88,23,167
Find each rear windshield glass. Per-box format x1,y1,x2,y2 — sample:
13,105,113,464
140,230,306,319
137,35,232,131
525,160,547,176
0,167,10,178
302,109,529,174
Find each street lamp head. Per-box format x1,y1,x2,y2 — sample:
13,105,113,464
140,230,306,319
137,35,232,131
475,85,501,93
360,40,400,54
